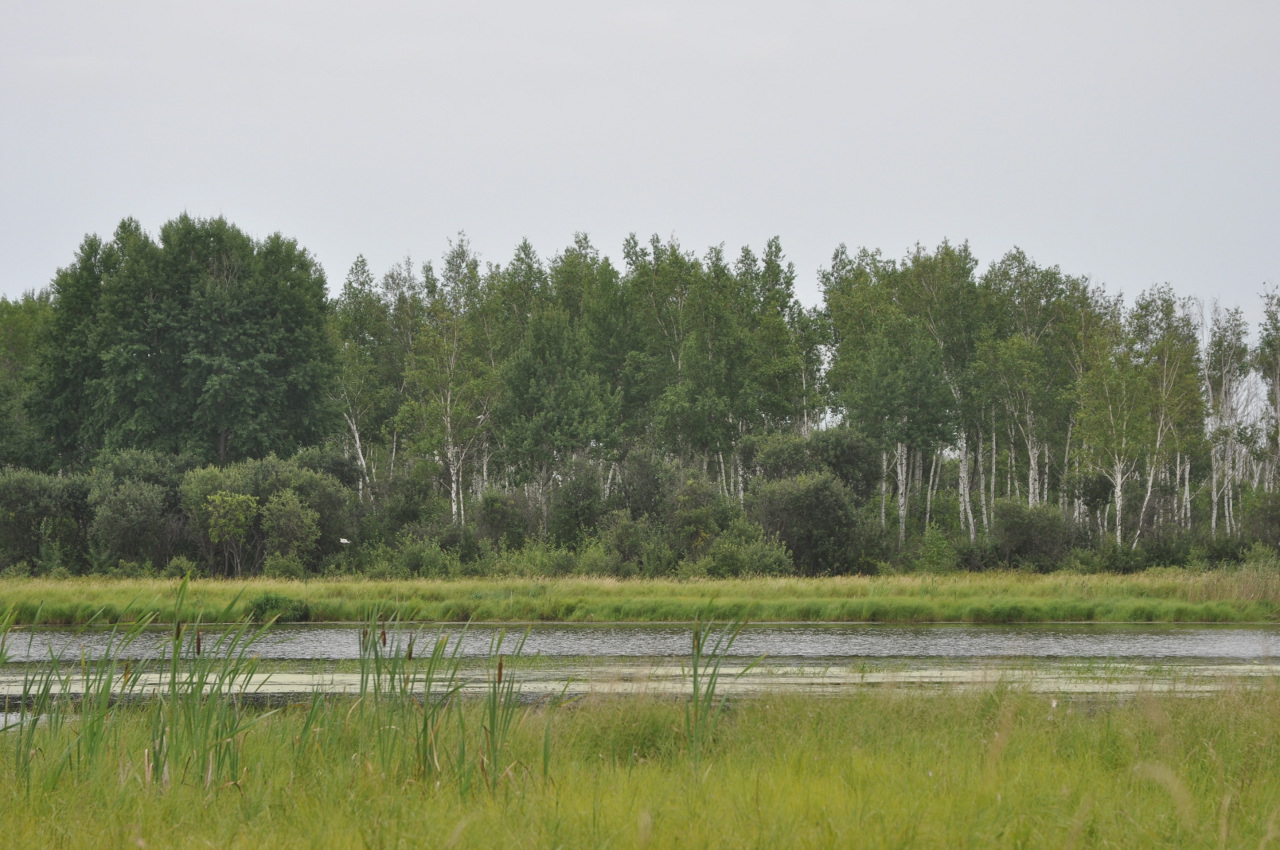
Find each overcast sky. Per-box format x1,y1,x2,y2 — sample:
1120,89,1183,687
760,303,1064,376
3,1,1277,313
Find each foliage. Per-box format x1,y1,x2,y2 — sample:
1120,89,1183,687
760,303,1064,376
33,216,334,467
11,222,1280,575
750,473,874,575
990,500,1075,570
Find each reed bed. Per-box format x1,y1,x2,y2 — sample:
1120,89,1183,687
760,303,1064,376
2,567,1280,625
5,679,1280,846
4,606,1280,847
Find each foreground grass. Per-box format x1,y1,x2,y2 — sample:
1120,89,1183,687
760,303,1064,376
4,686,1280,848
3,567,1280,625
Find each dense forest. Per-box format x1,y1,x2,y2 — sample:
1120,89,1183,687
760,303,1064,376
1,214,1278,579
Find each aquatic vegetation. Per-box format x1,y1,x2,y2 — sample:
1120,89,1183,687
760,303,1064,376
3,569,1280,626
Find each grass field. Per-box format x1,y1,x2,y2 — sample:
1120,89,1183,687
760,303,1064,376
2,566,1280,625
4,684,1280,847
5,607,1280,847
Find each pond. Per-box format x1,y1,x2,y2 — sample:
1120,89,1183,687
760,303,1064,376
4,622,1280,664
4,623,1279,699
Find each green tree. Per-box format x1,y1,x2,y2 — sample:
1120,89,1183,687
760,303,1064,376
36,215,335,466
497,307,618,532
0,291,51,468
399,236,498,524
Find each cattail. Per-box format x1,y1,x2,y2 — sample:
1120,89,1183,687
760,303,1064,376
406,635,414,661
195,628,202,657
497,655,504,685
380,625,387,647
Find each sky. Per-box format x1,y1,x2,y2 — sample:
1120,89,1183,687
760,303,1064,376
3,1,1278,313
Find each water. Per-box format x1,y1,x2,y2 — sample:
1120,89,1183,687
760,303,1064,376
4,622,1279,665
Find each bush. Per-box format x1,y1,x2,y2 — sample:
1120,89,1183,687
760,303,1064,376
89,479,173,567
437,523,484,563
667,477,735,563
700,518,793,578
548,468,604,549
991,500,1074,570
396,537,454,577
476,490,530,551
1243,490,1280,551
0,468,91,569
598,511,676,577
263,552,307,580
953,537,999,572
246,592,311,623
751,473,873,575
914,524,958,573
507,542,575,577
163,555,201,579
573,540,622,576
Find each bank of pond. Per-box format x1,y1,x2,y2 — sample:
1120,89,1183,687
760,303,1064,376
2,567,1280,626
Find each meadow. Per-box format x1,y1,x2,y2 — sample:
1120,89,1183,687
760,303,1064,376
4,666,1280,847
2,566,1280,626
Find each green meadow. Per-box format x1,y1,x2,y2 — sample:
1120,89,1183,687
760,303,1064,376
5,683,1280,847
3,567,1280,625
5,600,1280,848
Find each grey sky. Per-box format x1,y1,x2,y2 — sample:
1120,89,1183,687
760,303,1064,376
3,1,1277,313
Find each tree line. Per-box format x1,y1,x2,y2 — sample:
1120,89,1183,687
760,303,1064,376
0,214,1277,578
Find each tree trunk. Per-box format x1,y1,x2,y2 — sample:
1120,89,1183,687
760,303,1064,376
959,431,976,541
896,442,908,550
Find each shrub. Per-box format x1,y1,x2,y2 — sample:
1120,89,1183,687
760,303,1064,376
1242,490,1280,551
396,536,454,577
700,518,793,578
667,477,736,562
262,489,321,561
573,540,622,576
750,472,872,575
914,524,958,573
437,523,484,563
953,537,999,572
476,490,530,551
163,555,201,579
0,468,91,569
548,468,604,549
246,592,311,623
89,479,173,567
263,552,307,580
991,500,1074,570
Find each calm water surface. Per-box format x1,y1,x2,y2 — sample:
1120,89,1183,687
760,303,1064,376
5,623,1279,664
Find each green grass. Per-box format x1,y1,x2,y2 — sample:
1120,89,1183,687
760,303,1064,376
5,684,1280,846
5,607,1280,847
3,567,1280,625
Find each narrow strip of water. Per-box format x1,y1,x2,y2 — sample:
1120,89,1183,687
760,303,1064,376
4,623,1279,664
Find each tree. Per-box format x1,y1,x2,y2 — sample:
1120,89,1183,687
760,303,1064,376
1201,303,1249,535
825,248,953,548
1125,287,1203,546
331,256,383,496
496,306,618,532
399,236,498,524
1258,287,1280,485
31,230,122,467
0,291,51,468
1075,300,1153,546
35,215,336,466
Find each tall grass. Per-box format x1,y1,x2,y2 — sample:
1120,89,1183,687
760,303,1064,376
5,668,1280,846
4,568,1280,625
685,617,756,769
